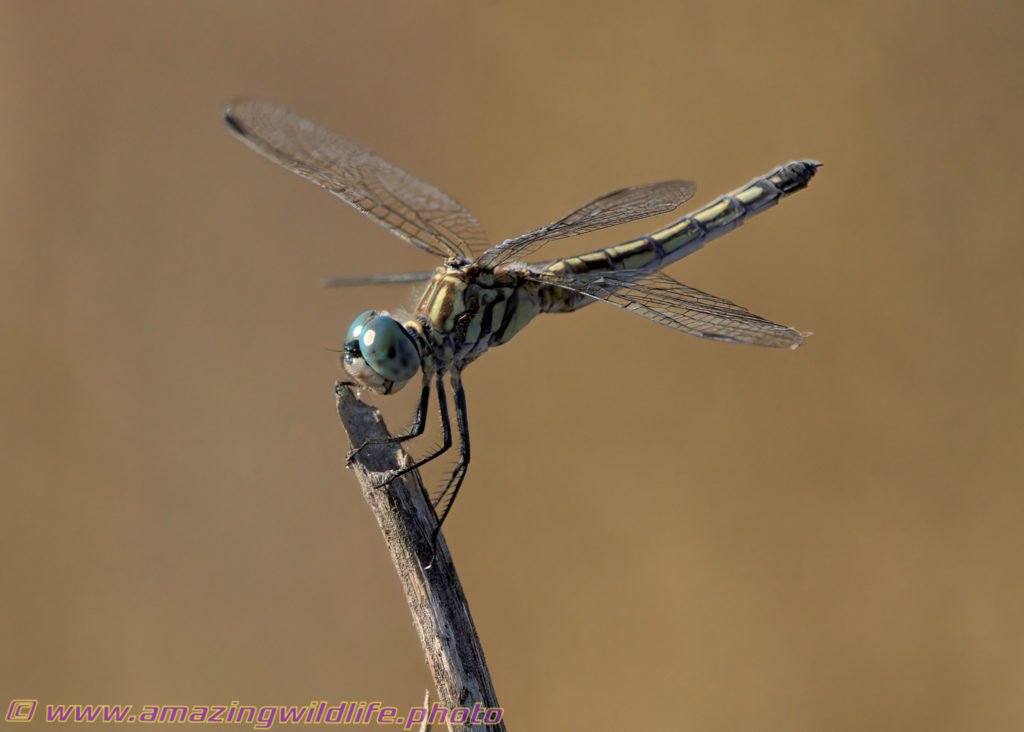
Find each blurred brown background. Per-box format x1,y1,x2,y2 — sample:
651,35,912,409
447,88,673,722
2,1,1021,730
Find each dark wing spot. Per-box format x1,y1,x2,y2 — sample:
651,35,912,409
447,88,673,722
223,109,247,135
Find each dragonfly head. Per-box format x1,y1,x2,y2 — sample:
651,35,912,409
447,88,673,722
342,310,421,395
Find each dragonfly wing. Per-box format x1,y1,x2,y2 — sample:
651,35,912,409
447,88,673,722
224,101,489,260
525,268,804,348
321,271,436,287
477,180,696,268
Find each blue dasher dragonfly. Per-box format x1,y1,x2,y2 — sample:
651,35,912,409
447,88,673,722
224,100,819,531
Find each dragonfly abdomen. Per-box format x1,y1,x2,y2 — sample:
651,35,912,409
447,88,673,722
537,160,820,315
649,159,820,266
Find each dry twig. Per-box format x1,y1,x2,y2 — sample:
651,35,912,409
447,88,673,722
335,383,506,732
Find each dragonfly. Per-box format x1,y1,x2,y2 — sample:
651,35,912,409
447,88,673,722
224,100,820,533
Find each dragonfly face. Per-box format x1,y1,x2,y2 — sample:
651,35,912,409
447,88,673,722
343,310,421,395
224,99,820,539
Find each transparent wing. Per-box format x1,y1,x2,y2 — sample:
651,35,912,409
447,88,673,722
524,268,804,348
321,271,435,287
224,100,489,260
477,180,696,269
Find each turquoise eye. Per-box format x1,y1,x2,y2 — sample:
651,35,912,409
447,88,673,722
346,310,377,345
359,315,420,382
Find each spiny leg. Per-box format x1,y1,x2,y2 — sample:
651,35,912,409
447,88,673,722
386,371,455,481
356,372,455,490
346,371,432,464
431,369,470,543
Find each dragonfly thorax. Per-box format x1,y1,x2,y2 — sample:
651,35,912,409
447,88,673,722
342,310,421,394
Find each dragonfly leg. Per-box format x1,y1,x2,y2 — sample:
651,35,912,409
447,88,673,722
382,371,454,481
431,369,470,539
346,371,433,464
355,372,455,491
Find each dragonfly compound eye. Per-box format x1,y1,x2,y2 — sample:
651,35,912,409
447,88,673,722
345,310,378,344
359,315,420,384
342,310,416,394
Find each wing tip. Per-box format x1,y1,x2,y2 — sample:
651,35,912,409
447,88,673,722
223,109,245,136
791,329,813,349
222,100,257,136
